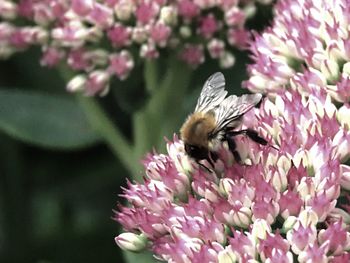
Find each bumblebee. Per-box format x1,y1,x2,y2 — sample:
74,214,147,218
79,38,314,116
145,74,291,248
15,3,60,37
180,72,267,168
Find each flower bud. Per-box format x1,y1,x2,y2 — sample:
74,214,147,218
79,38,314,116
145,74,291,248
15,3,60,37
140,42,159,59
86,26,103,43
282,216,298,232
269,169,288,192
88,3,114,29
318,221,350,255
320,59,340,83
327,208,350,225
179,26,192,38
40,46,64,67
0,0,18,20
298,209,318,228
327,42,344,62
342,62,350,76
251,219,271,241
297,177,316,200
33,3,54,26
225,7,245,26
160,6,177,26
219,51,235,69
132,27,148,44
218,178,234,197
0,44,15,59
207,39,225,59
337,104,350,129
108,50,134,80
287,223,317,255
71,0,93,16
88,49,108,66
66,74,87,93
298,243,329,263
232,207,252,228
243,3,256,18
332,129,350,162
85,70,110,96
31,27,49,44
115,232,147,252
114,0,134,21
218,247,237,263
340,164,350,190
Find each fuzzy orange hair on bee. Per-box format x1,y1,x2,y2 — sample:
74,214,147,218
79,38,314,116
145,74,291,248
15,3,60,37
180,72,267,169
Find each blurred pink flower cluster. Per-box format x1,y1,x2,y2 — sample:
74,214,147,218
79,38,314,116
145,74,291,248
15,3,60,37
0,0,265,96
114,0,350,261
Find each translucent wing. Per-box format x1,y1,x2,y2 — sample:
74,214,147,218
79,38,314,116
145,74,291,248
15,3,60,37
212,93,262,135
195,72,227,112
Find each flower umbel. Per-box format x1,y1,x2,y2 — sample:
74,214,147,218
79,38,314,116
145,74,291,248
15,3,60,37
114,96,350,261
0,0,268,96
246,0,350,103
115,0,350,261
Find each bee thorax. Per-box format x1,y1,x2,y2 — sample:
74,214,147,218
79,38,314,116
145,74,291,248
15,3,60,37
180,112,216,148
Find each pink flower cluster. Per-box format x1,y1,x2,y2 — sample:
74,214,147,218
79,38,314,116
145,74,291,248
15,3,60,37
114,88,350,261
116,94,350,262
0,0,267,96
245,0,350,103
114,0,350,261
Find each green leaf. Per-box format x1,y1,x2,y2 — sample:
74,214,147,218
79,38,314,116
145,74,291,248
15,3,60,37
0,89,101,149
123,250,158,263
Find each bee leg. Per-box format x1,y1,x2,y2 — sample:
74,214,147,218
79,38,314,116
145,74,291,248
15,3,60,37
227,129,279,150
245,129,268,145
196,161,213,173
225,135,242,163
210,151,219,162
227,129,267,145
205,156,215,168
196,152,217,173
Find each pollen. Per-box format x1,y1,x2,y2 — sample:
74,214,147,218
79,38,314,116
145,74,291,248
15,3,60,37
180,112,216,147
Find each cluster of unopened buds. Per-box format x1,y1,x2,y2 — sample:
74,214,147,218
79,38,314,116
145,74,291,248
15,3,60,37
115,0,350,261
0,0,270,96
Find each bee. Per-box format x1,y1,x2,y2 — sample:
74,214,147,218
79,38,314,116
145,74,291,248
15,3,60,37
180,72,268,169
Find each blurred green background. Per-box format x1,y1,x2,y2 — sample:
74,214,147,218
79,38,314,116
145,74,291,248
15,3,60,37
0,5,272,263
0,50,127,262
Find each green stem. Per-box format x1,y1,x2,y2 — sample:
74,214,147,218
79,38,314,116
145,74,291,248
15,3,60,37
76,95,138,177
133,58,192,167
144,59,158,94
58,66,139,177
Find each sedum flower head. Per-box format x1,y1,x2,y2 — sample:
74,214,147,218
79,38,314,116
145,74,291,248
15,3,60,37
114,86,350,262
245,0,350,103
0,0,269,96
112,0,350,261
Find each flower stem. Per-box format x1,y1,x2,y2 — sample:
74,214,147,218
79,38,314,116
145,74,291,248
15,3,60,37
133,58,192,170
143,59,158,94
59,65,139,177
76,95,139,176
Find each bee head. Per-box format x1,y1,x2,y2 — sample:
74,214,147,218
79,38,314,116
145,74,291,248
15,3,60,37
184,144,209,161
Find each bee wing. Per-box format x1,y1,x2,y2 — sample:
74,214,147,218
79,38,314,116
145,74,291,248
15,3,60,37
212,93,262,135
195,72,228,113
